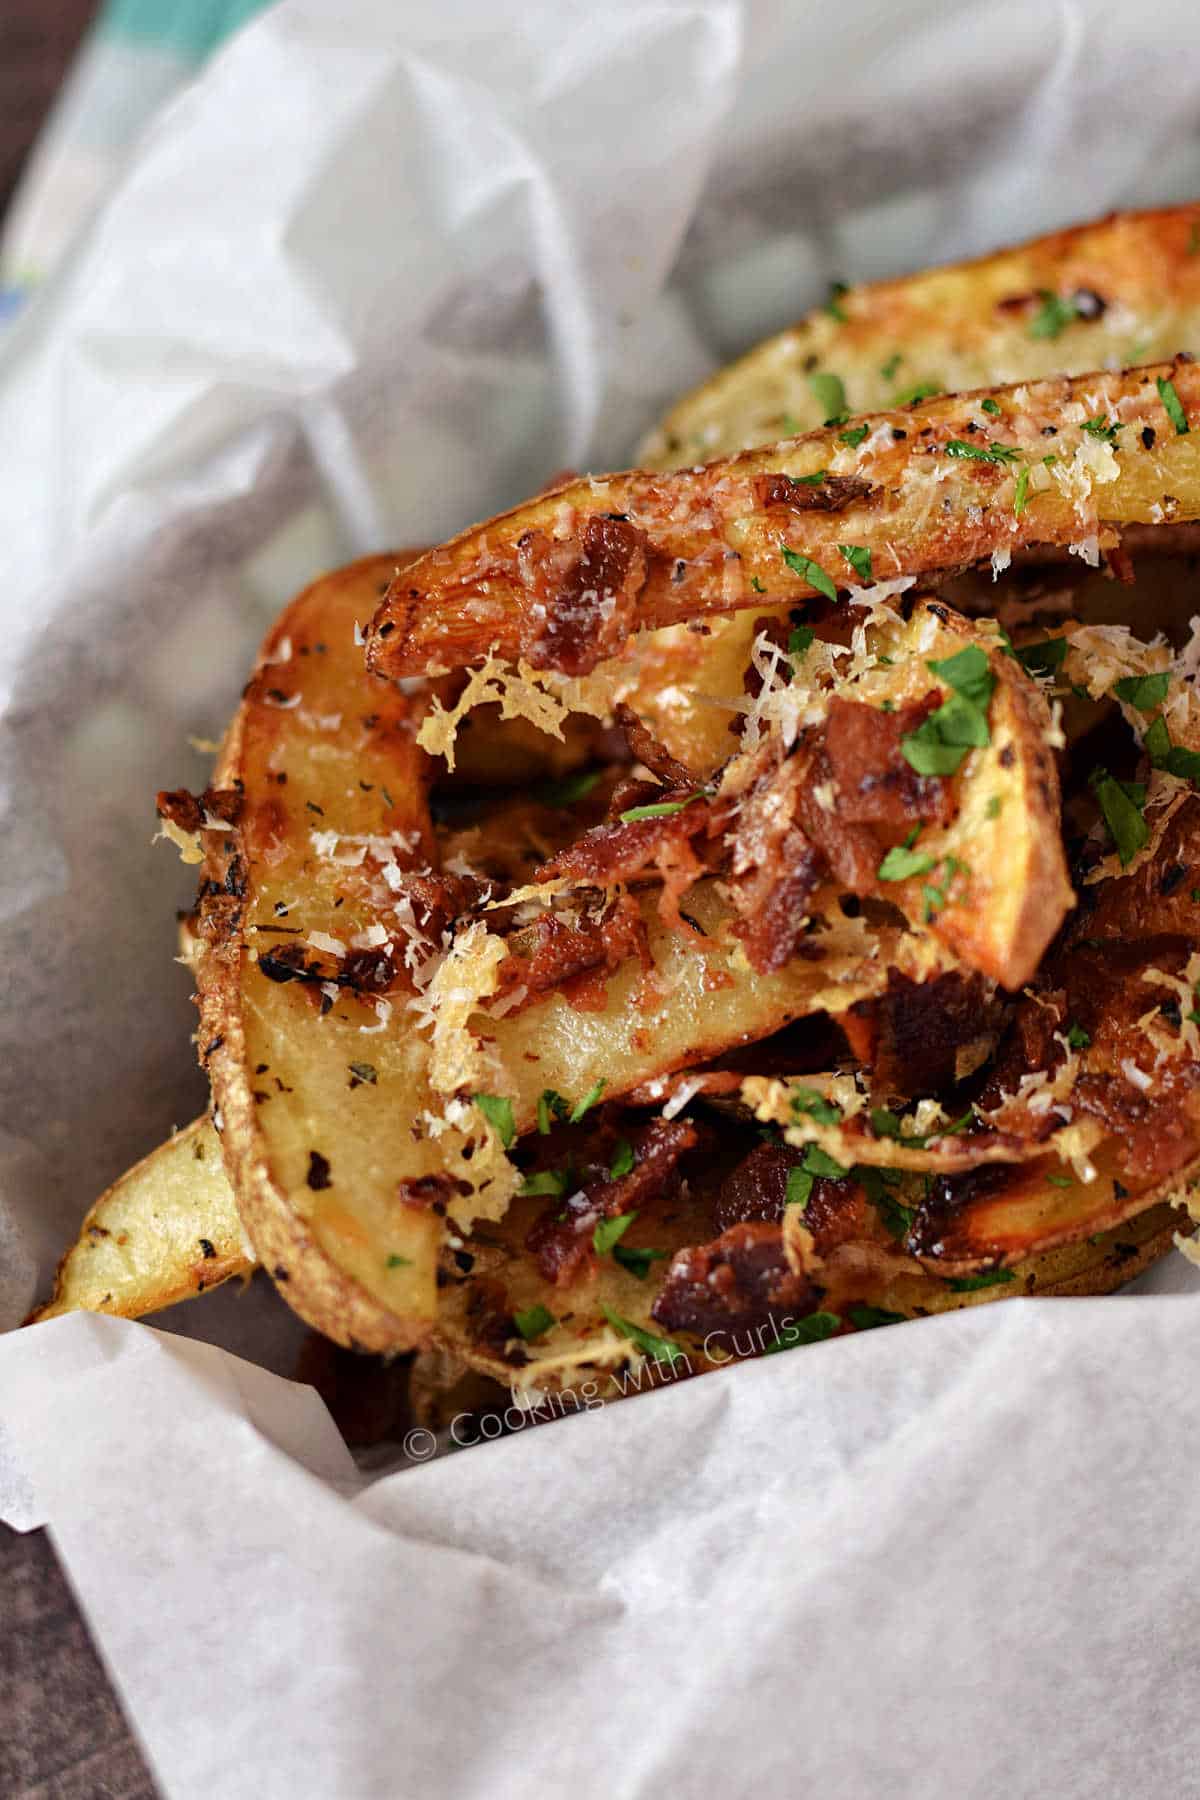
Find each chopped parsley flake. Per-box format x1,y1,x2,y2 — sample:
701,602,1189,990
1029,291,1079,339
944,438,1021,465
534,768,602,807
859,1166,914,1241
785,1166,813,1210
838,543,873,581
788,625,815,657
901,644,995,777
880,352,903,381
1144,715,1200,783
1114,671,1170,712
1066,1022,1091,1050
594,1213,636,1255
1090,767,1149,866
763,1312,841,1354
837,423,870,447
894,380,941,406
877,828,937,880
789,1087,843,1125
921,855,968,922
1015,637,1067,675
750,576,766,593
848,1304,906,1331
825,280,850,322
1081,415,1121,443
609,1137,635,1179
569,1079,607,1123
986,794,1003,819
514,1304,556,1341
781,546,838,602
386,1253,412,1268
619,796,697,823
1013,465,1030,517
981,398,1001,416
520,1169,569,1198
600,1304,686,1364
1157,375,1190,434
537,1089,570,1135
1046,1173,1074,1188
474,1093,515,1148
947,1269,1015,1291
808,370,847,422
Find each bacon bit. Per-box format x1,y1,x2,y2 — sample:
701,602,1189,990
843,971,1001,1096
518,515,649,675
398,1173,464,1211
824,694,955,829
526,1118,699,1286
756,472,876,514
615,701,697,787
650,1220,817,1339
496,892,650,1011
536,793,723,892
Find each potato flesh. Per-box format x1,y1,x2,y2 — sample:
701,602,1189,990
30,1119,252,1323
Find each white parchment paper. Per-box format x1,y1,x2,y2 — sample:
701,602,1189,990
4,2,1200,1793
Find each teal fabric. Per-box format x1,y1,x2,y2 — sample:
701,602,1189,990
99,0,274,63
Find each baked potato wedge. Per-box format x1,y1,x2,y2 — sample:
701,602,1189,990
642,204,1200,467
28,1118,252,1323
367,359,1200,679
186,559,975,1353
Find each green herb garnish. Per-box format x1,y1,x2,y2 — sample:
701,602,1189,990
788,625,815,658
474,1093,515,1148
848,1304,906,1331
609,1137,635,1180
1090,767,1149,866
1029,291,1078,339
570,1080,607,1123
1066,1022,1091,1050
1013,465,1030,517
781,546,838,602
947,1269,1015,1291
900,644,996,777
514,1304,556,1341
537,1089,570,1135
386,1254,412,1268
594,1213,636,1255
520,1169,569,1198
1114,671,1170,712
838,543,872,581
808,370,847,422
1015,637,1067,675
837,424,869,447
1158,374,1190,435
535,768,602,807
619,797,696,823
943,438,1021,465
762,1312,841,1354
825,281,850,322
600,1304,686,1365
1081,415,1120,443
789,1087,843,1125
981,398,1001,416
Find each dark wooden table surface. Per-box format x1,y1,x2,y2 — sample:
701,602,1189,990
2,12,159,1794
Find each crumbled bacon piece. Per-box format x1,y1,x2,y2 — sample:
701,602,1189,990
525,1118,699,1286
843,970,1001,1096
156,785,242,832
615,701,696,788
497,893,650,1006
756,473,876,514
649,1221,817,1340
824,694,955,830
518,515,648,675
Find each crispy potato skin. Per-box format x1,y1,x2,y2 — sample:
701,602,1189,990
367,360,1200,679
641,204,1200,467
194,552,447,1354
28,1118,253,1324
